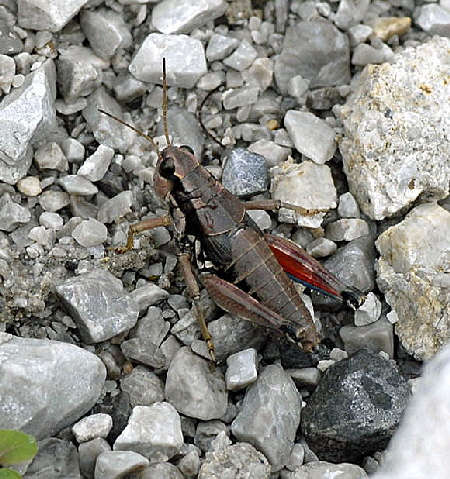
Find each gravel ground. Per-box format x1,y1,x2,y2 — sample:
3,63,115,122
1,1,450,478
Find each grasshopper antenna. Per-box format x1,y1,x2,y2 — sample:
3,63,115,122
162,58,171,147
98,108,160,156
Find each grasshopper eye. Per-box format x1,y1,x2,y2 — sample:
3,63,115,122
180,145,194,155
159,157,175,179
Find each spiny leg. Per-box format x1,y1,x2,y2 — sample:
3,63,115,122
178,253,216,362
244,199,325,216
115,216,172,254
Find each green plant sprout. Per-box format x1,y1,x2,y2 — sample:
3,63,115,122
0,430,38,479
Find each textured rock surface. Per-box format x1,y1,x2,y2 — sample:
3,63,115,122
338,36,450,220
376,203,450,360
0,333,106,440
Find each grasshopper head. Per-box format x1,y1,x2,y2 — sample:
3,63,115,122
154,145,199,199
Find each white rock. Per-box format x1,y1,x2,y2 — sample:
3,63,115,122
284,110,336,164
129,34,207,89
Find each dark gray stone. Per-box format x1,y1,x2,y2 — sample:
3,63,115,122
222,148,268,198
301,349,410,463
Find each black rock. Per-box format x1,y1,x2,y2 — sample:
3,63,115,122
301,348,410,463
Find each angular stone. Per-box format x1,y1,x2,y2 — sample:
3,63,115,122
270,159,337,228
206,33,239,62
152,0,228,34
231,364,301,471
222,148,268,198
83,88,135,153
284,110,336,164
56,269,139,343
291,461,367,478
376,203,450,360
0,59,56,184
78,438,111,479
301,349,410,463
72,413,113,443
338,37,450,220
78,144,114,182
354,292,382,327
80,9,132,60
114,403,183,462
120,365,165,407
25,438,81,478
129,34,207,89
18,0,89,32
340,317,394,358
0,192,31,232
275,19,350,94
95,451,149,479
198,443,270,479
0,333,106,440
56,46,106,103
325,218,369,242
225,348,258,390
97,191,133,224
165,347,228,420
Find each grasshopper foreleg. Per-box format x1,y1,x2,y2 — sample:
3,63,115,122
244,199,324,216
114,215,172,253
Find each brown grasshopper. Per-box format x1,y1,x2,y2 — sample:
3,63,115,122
101,59,364,362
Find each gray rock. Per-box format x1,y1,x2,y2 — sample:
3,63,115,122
0,333,106,440
162,109,204,159
354,292,382,327
39,212,63,230
56,46,105,103
78,144,114,182
414,4,450,36
325,218,369,242
287,461,367,478
152,0,228,34
191,313,268,363
121,336,166,369
223,40,258,71
83,88,135,153
78,438,111,479
338,36,450,220
72,413,113,443
340,317,394,358
225,348,258,390
0,192,31,231
222,148,268,198
248,139,291,167
18,176,42,197
222,86,259,110
284,110,336,164
288,367,322,390
321,235,375,296
334,0,370,30
39,190,70,212
376,203,450,360
206,33,239,62
24,438,81,479
0,16,23,55
95,451,149,479
177,448,200,477
270,159,337,228
351,43,395,66
56,269,139,343
301,349,410,463
120,365,165,407
165,347,228,420
194,420,229,453
129,34,207,89
372,343,450,479
34,142,68,171
130,285,170,314
138,462,184,479
80,8,132,60
275,19,350,94
231,364,301,471
198,442,270,479
17,0,88,32
337,192,360,218
58,175,98,195
97,190,133,224
0,59,56,184
114,403,183,462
